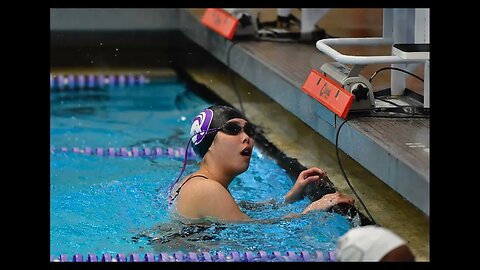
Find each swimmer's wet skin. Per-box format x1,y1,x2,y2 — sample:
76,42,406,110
166,105,357,224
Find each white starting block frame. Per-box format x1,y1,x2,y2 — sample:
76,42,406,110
316,8,430,108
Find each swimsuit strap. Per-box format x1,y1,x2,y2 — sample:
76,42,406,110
185,174,209,181
169,174,209,204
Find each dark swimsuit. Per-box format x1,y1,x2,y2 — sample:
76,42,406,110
142,174,221,246
169,174,209,204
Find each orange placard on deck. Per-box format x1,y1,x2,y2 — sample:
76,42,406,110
201,8,239,40
302,69,354,119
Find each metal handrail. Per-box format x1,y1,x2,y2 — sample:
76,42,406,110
316,37,427,65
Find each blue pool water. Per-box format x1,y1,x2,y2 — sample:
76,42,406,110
50,80,353,257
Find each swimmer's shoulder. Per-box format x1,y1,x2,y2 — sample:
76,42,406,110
175,176,229,218
180,176,226,196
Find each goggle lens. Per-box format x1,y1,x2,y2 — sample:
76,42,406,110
221,122,255,137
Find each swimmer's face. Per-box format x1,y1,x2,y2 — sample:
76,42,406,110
209,118,255,174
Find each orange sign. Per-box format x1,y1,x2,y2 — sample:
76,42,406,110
201,8,239,40
302,69,354,119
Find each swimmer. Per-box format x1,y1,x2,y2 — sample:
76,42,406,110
167,105,354,223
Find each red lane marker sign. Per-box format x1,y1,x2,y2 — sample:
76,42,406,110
302,69,354,119
201,8,239,40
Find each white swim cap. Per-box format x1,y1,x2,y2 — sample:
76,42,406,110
336,225,407,261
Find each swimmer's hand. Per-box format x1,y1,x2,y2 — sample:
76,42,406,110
285,167,326,203
302,192,354,214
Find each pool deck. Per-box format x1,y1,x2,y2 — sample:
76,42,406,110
178,9,429,218
177,9,429,261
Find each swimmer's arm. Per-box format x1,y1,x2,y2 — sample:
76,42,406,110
239,168,328,208
237,199,286,210
249,211,312,224
257,196,334,223
285,167,326,203
254,192,355,224
202,192,350,225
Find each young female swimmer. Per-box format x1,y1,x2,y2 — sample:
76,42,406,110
167,105,354,223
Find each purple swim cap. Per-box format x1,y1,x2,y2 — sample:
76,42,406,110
190,105,245,157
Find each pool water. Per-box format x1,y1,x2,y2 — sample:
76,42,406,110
50,80,353,257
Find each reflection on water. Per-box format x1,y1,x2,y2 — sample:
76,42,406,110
133,221,226,253
51,80,355,257
130,206,353,254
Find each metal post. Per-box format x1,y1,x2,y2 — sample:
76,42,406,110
391,9,416,96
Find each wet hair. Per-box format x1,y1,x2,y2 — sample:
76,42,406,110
190,105,245,158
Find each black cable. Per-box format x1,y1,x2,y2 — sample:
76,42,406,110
369,67,424,83
253,36,299,43
242,9,338,44
226,41,246,115
375,96,416,108
252,31,338,43
335,111,429,225
376,97,402,107
335,117,376,224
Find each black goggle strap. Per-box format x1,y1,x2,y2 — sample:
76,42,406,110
167,128,220,204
